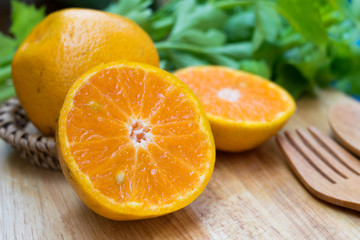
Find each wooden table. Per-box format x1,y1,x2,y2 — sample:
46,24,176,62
1,89,360,239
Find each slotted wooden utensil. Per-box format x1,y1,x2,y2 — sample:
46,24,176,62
276,126,360,211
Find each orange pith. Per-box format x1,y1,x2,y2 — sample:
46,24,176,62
175,66,293,123
58,62,215,219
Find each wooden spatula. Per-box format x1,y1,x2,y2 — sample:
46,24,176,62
329,102,360,157
276,127,360,211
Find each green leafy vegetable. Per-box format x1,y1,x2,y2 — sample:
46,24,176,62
275,0,327,46
124,0,359,98
353,0,360,19
252,1,281,51
0,33,16,60
105,0,152,29
239,59,271,79
275,63,309,99
1,0,360,102
328,0,353,20
0,0,45,101
10,0,45,45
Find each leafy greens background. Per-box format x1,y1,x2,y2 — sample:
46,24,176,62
0,0,360,101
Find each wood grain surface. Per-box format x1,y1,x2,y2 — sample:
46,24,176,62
1,89,360,240
329,101,360,157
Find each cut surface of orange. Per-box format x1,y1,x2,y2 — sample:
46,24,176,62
57,62,215,220
174,66,296,152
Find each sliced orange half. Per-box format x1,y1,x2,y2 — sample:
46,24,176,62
57,61,215,220
174,66,296,152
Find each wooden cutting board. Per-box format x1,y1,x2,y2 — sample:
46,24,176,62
1,89,360,239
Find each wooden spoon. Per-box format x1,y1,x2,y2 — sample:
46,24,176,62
329,101,360,157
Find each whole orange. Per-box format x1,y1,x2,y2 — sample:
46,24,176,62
11,8,159,135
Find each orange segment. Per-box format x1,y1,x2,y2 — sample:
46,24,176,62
140,72,175,119
73,81,129,122
174,66,296,152
84,68,133,115
151,121,200,136
116,66,147,116
85,143,135,202
154,134,210,171
66,107,128,143
150,88,199,125
57,61,215,220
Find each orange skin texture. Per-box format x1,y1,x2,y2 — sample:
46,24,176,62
12,8,159,136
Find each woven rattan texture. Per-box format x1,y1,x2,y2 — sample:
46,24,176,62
0,98,60,170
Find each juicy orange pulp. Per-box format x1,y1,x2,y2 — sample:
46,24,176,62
57,62,215,220
175,66,296,152
175,67,292,123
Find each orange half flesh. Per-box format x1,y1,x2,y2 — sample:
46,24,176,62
175,66,296,152
57,62,215,220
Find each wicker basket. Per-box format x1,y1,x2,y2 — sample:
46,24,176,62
0,98,60,170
